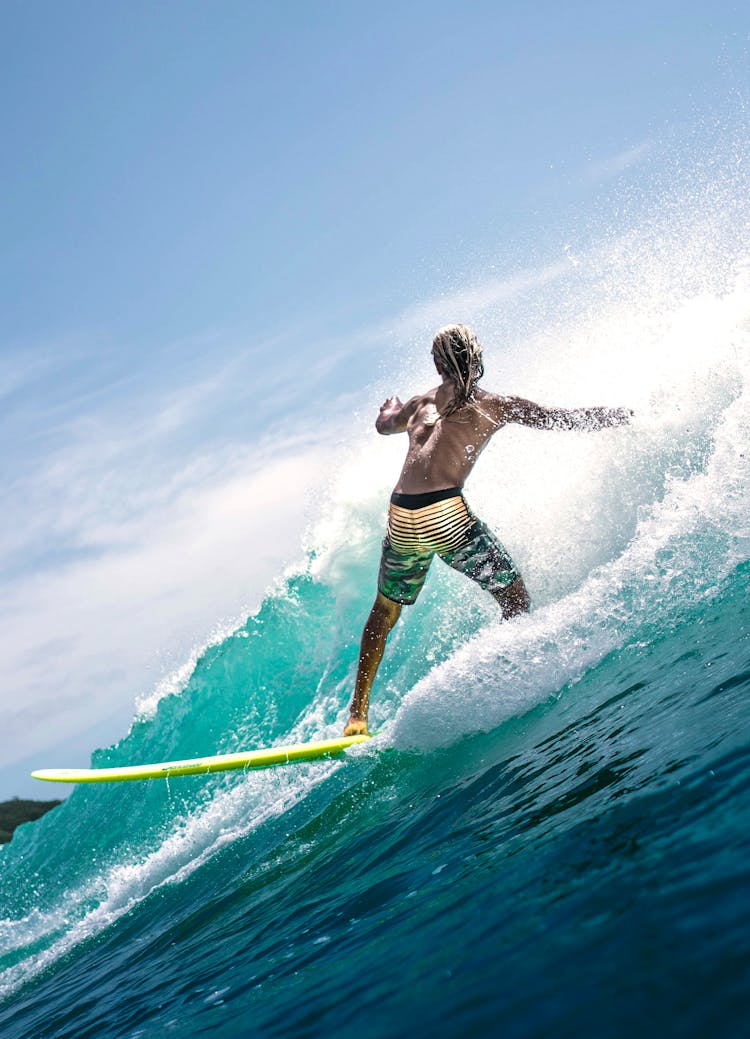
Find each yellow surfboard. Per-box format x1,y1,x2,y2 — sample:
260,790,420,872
32,734,371,784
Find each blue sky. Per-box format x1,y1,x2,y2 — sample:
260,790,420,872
4,1,745,348
1,1,748,797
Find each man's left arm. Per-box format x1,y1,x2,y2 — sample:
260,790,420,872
498,395,632,431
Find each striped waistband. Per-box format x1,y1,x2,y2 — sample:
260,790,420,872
387,489,474,555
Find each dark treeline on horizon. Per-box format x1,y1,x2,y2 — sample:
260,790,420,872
0,799,62,844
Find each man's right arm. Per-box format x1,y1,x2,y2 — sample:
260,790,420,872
375,395,420,435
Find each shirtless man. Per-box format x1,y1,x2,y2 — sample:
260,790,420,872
344,323,631,736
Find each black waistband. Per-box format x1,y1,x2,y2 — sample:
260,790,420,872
390,487,464,509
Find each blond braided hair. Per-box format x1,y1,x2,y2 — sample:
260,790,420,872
431,324,485,416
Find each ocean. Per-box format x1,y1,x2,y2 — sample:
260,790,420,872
1,148,749,1037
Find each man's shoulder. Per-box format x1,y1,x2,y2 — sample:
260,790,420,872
476,387,516,404
408,387,440,411
472,388,511,424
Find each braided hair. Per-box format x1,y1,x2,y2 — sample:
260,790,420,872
431,324,485,416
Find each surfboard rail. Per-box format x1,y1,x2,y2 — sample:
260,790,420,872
32,734,371,784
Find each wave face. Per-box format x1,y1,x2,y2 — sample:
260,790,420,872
2,150,750,1038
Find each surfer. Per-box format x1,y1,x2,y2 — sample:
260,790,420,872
344,323,632,736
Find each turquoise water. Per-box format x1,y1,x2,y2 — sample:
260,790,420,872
2,165,750,1036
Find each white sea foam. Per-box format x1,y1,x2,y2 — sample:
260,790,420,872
388,285,750,748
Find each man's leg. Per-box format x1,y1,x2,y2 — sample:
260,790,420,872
345,592,402,735
492,575,531,618
442,517,530,620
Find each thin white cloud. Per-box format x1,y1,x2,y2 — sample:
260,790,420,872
585,139,653,182
0,321,356,786
0,332,321,571
403,261,571,331
0,354,55,401
0,433,329,771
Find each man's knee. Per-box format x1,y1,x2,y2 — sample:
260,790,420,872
493,577,530,617
374,591,402,624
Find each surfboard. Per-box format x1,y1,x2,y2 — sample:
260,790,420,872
31,734,371,784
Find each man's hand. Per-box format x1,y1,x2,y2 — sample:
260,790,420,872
376,395,414,434
605,407,634,427
379,396,403,418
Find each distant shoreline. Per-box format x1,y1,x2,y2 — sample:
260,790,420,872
0,798,63,844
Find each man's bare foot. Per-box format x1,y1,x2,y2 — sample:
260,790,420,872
344,717,369,736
